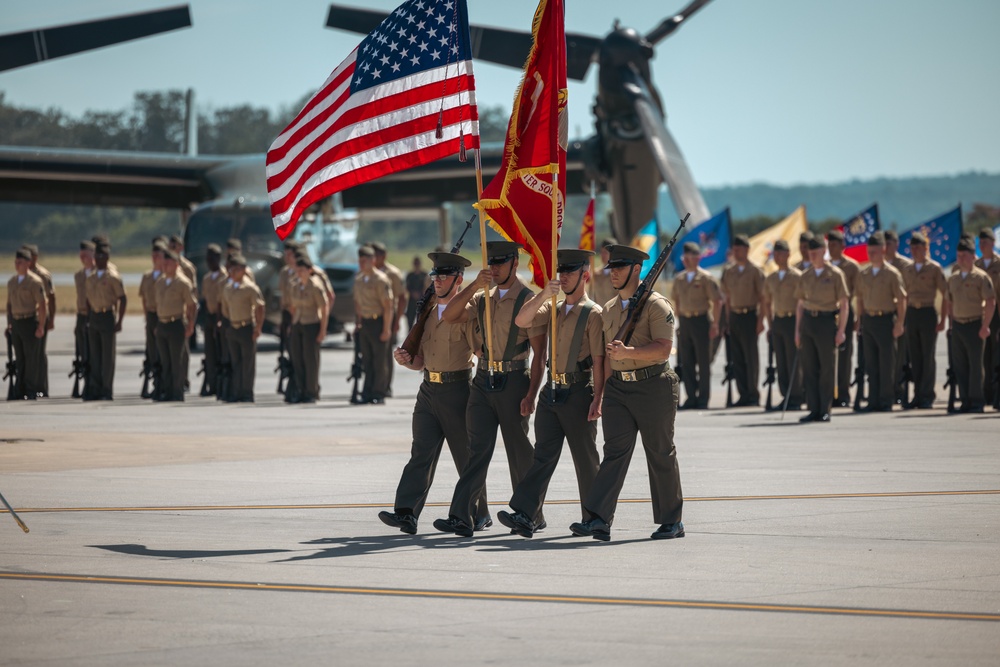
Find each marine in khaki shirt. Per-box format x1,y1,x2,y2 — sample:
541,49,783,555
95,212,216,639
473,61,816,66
796,263,849,313
85,268,126,316
7,264,48,323
603,293,674,372
901,258,948,310
74,262,93,316
764,266,802,318
672,266,722,319
948,267,995,324
720,260,765,312
354,267,393,320
155,273,198,321
465,275,544,364
857,263,906,318
222,278,265,328
974,230,1000,307
290,274,329,325
202,264,230,316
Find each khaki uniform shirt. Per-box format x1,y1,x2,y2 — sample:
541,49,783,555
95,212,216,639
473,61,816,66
74,267,92,314
671,267,721,318
222,280,264,327
794,259,812,272
765,267,802,317
888,254,914,274
202,268,230,315
381,262,406,312
466,277,543,362
602,292,674,371
154,274,197,320
291,275,329,325
7,273,47,318
178,255,198,297
354,269,392,317
589,267,616,307
313,267,334,299
858,264,906,314
85,270,125,313
31,264,55,297
948,268,995,321
530,297,605,373
279,266,297,310
974,255,1000,304
796,265,849,312
139,269,162,313
901,260,947,309
720,262,765,311
418,304,476,373
830,256,861,296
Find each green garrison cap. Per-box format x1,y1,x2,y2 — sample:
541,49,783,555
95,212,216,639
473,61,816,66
957,237,976,253
773,239,790,252
80,240,96,251
682,241,701,255
369,241,388,254
799,231,815,244
605,244,649,268
169,234,183,246
980,227,996,241
162,248,179,262
807,236,825,251
226,238,242,251
556,249,594,272
867,231,886,246
20,243,39,256
733,234,750,248
15,248,31,261
909,231,928,245
358,245,375,258
486,241,522,264
152,240,168,252
428,251,471,276
826,228,845,242
229,253,248,267
295,254,313,268
883,230,899,242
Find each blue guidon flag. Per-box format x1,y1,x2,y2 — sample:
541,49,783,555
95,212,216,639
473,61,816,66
838,203,880,263
672,207,732,272
267,0,479,239
898,205,964,267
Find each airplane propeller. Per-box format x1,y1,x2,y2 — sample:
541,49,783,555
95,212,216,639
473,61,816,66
0,5,192,73
325,1,713,242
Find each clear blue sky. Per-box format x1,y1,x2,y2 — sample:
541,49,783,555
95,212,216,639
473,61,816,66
2,0,998,187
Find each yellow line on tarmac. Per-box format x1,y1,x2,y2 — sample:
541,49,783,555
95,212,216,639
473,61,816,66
1,572,997,622
5,489,999,514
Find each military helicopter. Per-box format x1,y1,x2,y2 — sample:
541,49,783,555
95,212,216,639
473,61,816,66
324,0,715,239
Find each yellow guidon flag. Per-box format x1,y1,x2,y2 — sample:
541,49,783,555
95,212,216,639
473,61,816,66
749,205,808,273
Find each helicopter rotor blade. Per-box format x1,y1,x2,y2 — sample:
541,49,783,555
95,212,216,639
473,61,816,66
645,0,713,46
0,5,192,73
325,4,601,80
620,65,710,224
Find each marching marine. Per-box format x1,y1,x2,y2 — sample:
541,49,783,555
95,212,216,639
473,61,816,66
379,252,489,534
498,249,604,538
570,245,685,542
433,241,546,537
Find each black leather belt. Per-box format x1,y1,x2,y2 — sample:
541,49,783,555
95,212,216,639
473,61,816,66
612,362,667,382
954,316,982,325
158,315,183,323
731,307,757,315
477,359,527,374
679,311,708,318
230,319,251,329
774,312,795,319
908,304,935,310
864,311,891,317
11,313,36,320
549,370,592,386
806,310,837,318
360,314,383,320
423,369,472,384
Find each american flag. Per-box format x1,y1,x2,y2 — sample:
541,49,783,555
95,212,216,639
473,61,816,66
266,0,479,239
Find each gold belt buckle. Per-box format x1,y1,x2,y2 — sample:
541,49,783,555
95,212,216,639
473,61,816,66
620,370,637,382
487,360,504,372
552,373,568,385
427,371,443,383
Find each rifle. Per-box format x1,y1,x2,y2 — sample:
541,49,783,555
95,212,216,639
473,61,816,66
720,317,735,408
613,213,690,345
276,310,292,395
900,346,914,409
68,320,89,399
400,213,476,358
993,361,1000,412
139,356,154,399
851,328,866,412
762,330,776,411
4,330,17,401
196,357,208,396
944,328,957,413
348,327,364,404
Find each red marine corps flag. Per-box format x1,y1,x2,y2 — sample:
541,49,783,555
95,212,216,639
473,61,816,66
475,0,567,287
266,0,479,239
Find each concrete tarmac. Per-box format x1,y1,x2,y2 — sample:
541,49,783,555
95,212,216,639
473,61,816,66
1,316,998,666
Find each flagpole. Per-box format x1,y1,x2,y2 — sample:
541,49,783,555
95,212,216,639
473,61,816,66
588,180,596,287
550,170,559,390
474,148,495,376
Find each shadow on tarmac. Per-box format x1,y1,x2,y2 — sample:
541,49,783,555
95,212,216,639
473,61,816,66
89,543,292,559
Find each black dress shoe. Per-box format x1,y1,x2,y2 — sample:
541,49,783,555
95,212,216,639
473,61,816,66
799,412,818,423
569,517,611,542
473,515,493,532
432,516,473,537
379,511,417,535
535,519,547,532
497,510,534,538
651,522,685,540
833,399,849,408
818,413,831,422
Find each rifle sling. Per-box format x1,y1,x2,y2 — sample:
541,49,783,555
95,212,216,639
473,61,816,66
559,299,595,374
478,287,531,361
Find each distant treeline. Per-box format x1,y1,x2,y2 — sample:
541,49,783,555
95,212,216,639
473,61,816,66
1,91,998,254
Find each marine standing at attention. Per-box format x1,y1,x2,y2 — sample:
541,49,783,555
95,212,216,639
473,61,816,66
672,241,722,409
855,232,906,412
433,241,546,538
794,236,849,423
6,248,47,400
570,245,685,542
764,239,804,410
719,234,766,406
826,229,861,407
154,249,197,402
139,239,167,399
353,245,393,404
900,232,948,409
379,252,489,535
884,229,915,404
220,254,264,403
497,249,605,538
372,241,406,397
200,244,228,396
946,237,996,413
973,228,1000,408
83,242,126,400
288,254,329,404
21,244,55,397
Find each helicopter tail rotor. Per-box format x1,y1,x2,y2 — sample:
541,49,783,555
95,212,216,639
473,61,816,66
645,0,713,46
